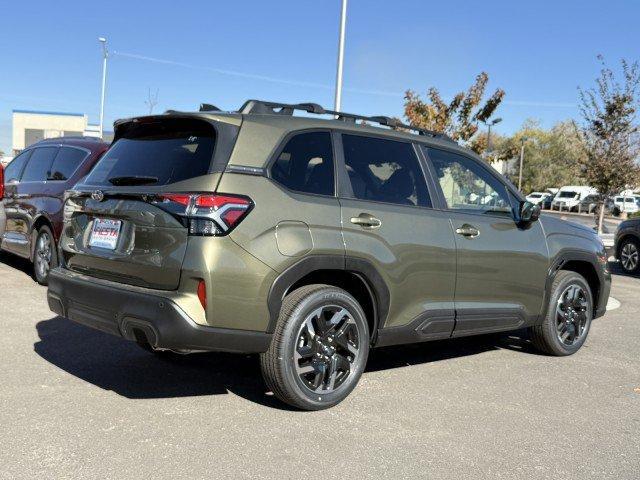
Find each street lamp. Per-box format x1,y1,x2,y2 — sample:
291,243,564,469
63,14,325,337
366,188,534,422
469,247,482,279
98,37,109,139
485,117,502,153
518,136,527,192
334,0,348,112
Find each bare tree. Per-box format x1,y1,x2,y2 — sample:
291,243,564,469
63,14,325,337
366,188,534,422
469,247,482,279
577,56,640,233
144,87,159,115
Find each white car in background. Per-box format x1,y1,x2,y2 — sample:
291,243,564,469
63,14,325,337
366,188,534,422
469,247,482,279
613,195,640,215
552,186,597,211
526,191,551,205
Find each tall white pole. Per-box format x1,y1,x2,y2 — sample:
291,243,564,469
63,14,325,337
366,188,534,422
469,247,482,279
334,0,348,112
99,37,108,139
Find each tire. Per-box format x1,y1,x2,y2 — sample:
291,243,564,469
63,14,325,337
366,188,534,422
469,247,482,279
618,237,640,274
529,271,593,356
33,225,58,286
260,284,370,410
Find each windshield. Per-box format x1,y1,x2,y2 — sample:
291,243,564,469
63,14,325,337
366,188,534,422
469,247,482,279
529,193,542,198
558,191,577,198
84,118,216,187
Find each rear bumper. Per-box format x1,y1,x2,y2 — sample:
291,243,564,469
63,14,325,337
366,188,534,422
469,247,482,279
47,267,272,353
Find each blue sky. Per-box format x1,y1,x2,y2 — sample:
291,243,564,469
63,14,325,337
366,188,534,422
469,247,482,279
1,0,639,153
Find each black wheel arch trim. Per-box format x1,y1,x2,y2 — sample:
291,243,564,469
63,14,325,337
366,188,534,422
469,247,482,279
544,249,610,320
266,255,390,337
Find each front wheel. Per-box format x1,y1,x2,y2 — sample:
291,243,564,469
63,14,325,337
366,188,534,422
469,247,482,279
260,284,370,410
529,271,593,356
33,226,58,286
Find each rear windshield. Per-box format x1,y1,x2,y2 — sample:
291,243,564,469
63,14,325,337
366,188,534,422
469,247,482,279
84,118,216,187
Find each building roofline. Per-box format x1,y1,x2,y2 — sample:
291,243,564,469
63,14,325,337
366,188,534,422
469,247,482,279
12,109,86,117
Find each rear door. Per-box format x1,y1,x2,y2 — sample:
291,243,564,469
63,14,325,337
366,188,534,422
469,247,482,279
422,146,548,336
337,133,457,338
4,146,58,257
60,117,220,290
2,150,32,251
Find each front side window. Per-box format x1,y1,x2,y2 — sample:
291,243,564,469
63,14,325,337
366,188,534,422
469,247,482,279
271,131,334,196
342,135,431,207
21,147,58,183
4,150,32,182
48,147,89,181
425,147,513,216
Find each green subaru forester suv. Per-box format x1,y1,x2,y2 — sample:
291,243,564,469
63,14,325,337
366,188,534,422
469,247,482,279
48,100,611,410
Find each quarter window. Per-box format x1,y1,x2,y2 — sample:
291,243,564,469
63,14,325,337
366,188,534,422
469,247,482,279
271,132,335,196
3,150,32,182
21,147,59,183
48,147,88,181
342,135,431,207
425,147,513,216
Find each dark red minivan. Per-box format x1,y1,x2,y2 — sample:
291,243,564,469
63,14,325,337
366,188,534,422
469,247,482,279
1,137,109,284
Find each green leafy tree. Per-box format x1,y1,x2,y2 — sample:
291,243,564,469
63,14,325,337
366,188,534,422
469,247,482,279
404,72,505,154
577,56,640,232
497,120,587,194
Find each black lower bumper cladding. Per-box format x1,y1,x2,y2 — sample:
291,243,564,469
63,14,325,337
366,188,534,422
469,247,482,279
47,268,272,354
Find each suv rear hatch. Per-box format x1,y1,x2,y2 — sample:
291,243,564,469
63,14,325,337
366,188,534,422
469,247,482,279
60,115,240,290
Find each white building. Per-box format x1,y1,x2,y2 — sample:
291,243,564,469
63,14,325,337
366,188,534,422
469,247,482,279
11,109,109,154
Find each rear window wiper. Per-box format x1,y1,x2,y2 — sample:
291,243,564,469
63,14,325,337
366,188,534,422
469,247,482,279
107,175,159,186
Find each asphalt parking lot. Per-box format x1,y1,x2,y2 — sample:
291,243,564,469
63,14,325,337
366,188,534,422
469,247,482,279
0,254,638,480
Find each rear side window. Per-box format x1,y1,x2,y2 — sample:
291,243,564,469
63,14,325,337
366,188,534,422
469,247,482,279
84,119,216,187
21,147,58,183
342,135,431,207
48,147,88,181
271,131,334,196
4,150,32,182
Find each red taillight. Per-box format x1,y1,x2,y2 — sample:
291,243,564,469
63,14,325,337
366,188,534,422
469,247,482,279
160,193,191,206
197,279,207,310
0,164,4,199
152,193,253,236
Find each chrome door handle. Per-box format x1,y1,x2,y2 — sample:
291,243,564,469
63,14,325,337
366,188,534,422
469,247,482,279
455,224,480,238
350,213,382,229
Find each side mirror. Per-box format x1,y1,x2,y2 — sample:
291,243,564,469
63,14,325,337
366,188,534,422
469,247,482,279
519,201,541,224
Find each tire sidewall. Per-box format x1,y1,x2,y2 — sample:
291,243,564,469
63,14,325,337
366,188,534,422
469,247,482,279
545,273,593,355
280,288,370,409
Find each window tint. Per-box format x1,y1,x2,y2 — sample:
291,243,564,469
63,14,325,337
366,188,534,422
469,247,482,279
425,147,513,216
342,135,431,207
271,132,334,196
48,147,88,181
85,119,215,187
21,147,58,183
4,150,32,182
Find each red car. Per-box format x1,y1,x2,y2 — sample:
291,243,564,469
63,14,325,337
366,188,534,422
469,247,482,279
1,137,109,284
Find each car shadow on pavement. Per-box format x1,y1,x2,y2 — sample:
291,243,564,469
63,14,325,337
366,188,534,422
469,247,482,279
0,251,34,280
34,316,538,409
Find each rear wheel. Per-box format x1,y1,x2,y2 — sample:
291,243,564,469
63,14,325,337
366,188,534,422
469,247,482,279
261,284,370,410
529,271,593,356
619,237,640,274
33,226,58,286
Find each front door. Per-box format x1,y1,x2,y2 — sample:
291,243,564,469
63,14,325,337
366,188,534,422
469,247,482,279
422,146,548,336
337,133,457,343
3,146,58,257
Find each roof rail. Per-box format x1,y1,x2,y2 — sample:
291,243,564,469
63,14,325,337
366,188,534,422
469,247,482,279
238,99,453,141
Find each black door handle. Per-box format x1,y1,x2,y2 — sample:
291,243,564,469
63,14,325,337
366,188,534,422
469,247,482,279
455,224,480,238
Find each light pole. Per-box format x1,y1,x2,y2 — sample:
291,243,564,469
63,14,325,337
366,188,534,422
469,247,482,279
518,136,527,192
334,0,348,112
98,37,109,139
485,117,502,154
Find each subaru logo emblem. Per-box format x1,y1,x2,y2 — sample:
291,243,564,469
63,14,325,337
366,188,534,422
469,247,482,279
91,190,105,202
